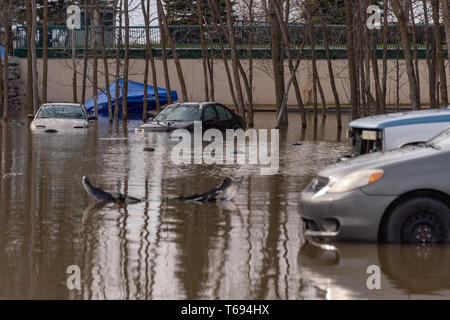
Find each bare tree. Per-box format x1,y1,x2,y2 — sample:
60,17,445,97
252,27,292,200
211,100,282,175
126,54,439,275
320,7,342,128
156,0,188,102
123,0,130,121
141,0,161,122
345,0,359,118
81,0,89,104
423,0,436,109
206,0,239,109
114,0,122,123
2,0,9,120
432,0,448,107
197,0,209,101
441,0,450,82
31,0,39,112
392,0,420,110
42,0,48,103
268,0,287,125
90,2,98,116
97,0,113,121
157,0,172,104
26,0,33,113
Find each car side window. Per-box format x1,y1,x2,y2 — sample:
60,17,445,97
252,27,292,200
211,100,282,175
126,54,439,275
203,106,218,120
215,104,233,121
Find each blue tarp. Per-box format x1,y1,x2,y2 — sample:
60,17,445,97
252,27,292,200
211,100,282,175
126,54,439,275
0,45,4,59
85,78,178,117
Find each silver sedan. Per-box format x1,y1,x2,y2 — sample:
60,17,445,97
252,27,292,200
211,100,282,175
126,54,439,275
29,103,97,132
298,127,450,243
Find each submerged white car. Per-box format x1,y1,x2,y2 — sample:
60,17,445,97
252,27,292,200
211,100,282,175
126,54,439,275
348,108,450,155
29,103,97,132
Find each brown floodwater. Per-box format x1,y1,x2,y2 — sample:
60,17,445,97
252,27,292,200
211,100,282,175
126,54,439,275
1,111,450,300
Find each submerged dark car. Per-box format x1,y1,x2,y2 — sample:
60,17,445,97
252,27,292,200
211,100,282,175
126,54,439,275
135,102,244,132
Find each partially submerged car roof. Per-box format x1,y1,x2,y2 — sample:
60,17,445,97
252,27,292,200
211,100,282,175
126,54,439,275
349,109,450,129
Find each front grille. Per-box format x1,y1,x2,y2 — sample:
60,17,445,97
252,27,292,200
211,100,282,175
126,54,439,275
307,177,329,193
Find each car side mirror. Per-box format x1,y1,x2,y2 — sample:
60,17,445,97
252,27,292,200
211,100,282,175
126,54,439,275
27,114,35,119
88,115,98,121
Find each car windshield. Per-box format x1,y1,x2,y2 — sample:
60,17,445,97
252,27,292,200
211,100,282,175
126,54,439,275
153,105,202,121
428,127,450,149
37,105,86,119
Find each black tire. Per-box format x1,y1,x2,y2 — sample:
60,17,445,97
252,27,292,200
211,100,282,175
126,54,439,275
382,197,450,244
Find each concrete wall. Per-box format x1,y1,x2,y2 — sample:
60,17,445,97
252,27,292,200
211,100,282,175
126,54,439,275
18,58,448,106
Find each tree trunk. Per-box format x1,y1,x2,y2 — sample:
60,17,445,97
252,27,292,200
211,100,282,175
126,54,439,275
392,0,420,110
90,3,98,117
370,31,383,114
308,21,327,120
157,0,188,102
441,0,450,84
269,0,287,125
247,0,255,127
224,0,246,121
31,0,39,112
409,1,420,107
207,43,215,101
142,0,161,119
71,29,77,103
26,0,33,113
432,0,448,107
197,0,209,101
0,44,3,119
123,0,130,121
206,0,239,110
2,1,9,120
114,0,122,123
270,3,307,128
382,0,388,110
97,2,113,122
345,0,359,119
423,0,436,109
42,0,48,103
81,0,89,104
320,8,342,128
157,2,172,104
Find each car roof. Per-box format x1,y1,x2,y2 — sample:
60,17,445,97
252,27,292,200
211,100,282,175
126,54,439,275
164,102,219,108
349,109,450,129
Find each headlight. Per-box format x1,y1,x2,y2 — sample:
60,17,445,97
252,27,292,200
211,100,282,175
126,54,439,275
328,169,384,193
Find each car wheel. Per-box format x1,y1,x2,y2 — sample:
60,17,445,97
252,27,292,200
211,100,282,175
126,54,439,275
382,197,450,244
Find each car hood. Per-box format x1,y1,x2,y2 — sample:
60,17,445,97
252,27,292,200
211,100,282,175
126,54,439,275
31,118,89,131
318,146,440,179
137,121,194,131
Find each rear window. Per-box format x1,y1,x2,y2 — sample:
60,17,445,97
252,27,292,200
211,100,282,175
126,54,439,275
37,105,86,119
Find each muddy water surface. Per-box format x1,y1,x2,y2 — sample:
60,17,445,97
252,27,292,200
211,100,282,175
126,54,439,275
1,111,450,299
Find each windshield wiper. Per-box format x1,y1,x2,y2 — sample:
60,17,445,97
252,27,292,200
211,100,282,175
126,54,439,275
425,142,441,150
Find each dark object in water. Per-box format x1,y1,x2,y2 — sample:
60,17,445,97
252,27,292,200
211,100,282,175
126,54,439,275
82,176,241,204
143,147,155,152
45,129,58,133
9,120,25,127
178,177,241,202
292,142,303,146
82,177,118,203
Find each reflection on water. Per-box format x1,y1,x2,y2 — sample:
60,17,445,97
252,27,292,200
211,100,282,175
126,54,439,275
299,242,450,299
1,111,448,299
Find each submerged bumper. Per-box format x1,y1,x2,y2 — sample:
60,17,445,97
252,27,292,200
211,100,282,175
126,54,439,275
298,189,396,242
